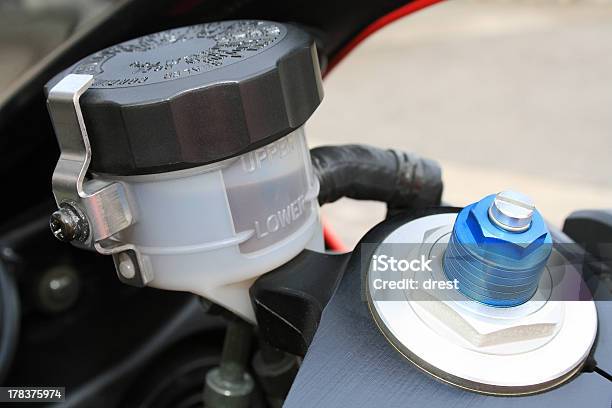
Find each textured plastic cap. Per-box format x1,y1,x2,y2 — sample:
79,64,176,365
46,20,324,175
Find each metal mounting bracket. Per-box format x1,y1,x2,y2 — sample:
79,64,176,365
47,74,153,286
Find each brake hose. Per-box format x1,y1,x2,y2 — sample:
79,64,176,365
311,145,443,212
0,258,19,384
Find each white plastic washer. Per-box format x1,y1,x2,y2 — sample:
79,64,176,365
367,213,598,395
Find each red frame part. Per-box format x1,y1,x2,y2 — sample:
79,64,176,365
326,0,444,74
321,0,443,251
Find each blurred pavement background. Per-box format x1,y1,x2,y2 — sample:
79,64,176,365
310,0,612,248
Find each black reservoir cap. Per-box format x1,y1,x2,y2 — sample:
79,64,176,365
46,20,323,175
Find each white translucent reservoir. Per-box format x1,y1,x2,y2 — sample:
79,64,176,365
97,127,323,321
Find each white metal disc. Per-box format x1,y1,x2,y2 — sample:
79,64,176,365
367,213,598,395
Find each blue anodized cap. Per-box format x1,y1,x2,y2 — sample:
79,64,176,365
443,191,553,307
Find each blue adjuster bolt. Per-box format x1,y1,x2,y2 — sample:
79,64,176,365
444,191,552,307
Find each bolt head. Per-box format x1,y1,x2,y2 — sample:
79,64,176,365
489,190,535,232
50,209,77,242
459,194,552,261
49,203,89,242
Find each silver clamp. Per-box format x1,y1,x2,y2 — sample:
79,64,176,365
48,74,153,286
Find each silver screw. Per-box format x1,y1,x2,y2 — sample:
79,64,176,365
49,203,89,242
488,190,535,232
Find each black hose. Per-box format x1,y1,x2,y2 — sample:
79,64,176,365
0,258,20,384
311,145,443,212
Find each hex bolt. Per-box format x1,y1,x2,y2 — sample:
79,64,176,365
488,190,535,232
49,203,89,242
118,253,136,280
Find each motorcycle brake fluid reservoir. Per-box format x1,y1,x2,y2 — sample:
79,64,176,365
45,20,324,321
